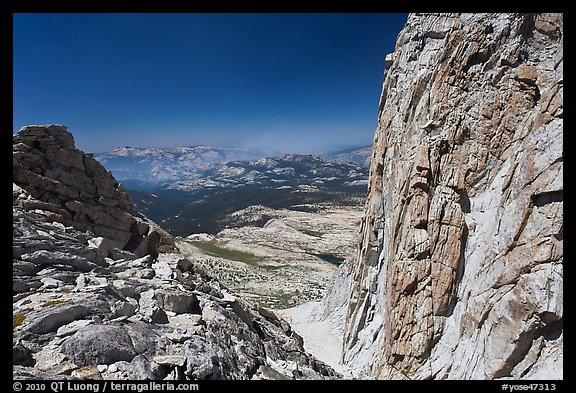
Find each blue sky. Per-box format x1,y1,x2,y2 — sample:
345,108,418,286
13,13,408,154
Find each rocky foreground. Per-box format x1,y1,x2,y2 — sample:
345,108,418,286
13,125,338,380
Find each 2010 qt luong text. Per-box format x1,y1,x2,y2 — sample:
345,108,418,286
44,381,200,393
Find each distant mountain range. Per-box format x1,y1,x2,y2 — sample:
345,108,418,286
161,154,368,192
93,145,371,236
95,145,371,185
95,145,271,183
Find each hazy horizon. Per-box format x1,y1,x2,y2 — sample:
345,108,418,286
13,13,408,154
93,138,371,156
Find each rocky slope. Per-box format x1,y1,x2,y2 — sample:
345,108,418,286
13,126,177,260
320,13,563,379
12,125,338,380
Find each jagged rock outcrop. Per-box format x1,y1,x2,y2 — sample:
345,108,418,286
334,13,562,379
13,125,338,380
13,125,176,259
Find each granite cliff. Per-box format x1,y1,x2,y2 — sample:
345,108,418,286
12,12,563,381
13,125,337,380
325,12,563,380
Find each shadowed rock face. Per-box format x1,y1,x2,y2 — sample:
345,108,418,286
12,125,338,380
336,13,562,379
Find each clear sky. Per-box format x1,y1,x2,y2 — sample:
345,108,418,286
13,13,408,154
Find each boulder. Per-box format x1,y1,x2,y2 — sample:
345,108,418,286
155,290,201,315
25,304,91,334
61,324,138,366
13,344,35,366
